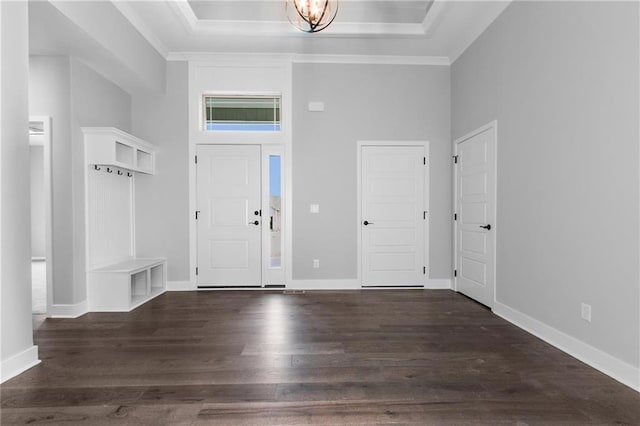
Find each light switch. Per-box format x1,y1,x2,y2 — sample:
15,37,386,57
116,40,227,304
310,204,320,213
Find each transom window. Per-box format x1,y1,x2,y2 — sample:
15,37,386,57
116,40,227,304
203,95,281,132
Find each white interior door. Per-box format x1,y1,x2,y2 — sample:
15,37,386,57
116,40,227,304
454,124,496,307
197,145,262,286
361,145,425,286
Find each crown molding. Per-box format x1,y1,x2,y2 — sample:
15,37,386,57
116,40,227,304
167,51,450,66
293,54,450,66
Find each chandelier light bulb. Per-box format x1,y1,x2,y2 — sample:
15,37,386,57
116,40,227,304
286,0,338,33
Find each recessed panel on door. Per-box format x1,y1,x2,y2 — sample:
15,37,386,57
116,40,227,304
361,145,425,286
197,145,261,286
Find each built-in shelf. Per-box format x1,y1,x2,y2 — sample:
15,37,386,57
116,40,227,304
83,127,155,174
87,258,166,312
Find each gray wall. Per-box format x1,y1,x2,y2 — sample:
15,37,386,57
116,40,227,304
29,56,74,304
132,61,190,281
29,56,131,305
293,63,451,280
452,1,639,367
1,0,36,370
70,58,131,302
30,146,45,258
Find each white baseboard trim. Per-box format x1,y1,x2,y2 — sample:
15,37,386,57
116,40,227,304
493,301,640,392
49,300,88,318
166,281,194,291
1,345,40,383
424,279,452,289
288,279,451,290
289,279,360,290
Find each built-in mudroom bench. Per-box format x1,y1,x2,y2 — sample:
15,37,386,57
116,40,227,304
83,127,166,312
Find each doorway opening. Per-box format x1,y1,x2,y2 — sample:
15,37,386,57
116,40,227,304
29,117,53,315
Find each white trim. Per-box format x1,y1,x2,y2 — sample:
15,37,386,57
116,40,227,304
289,279,360,290
29,116,53,317
168,0,198,31
424,279,451,290
111,1,170,58
356,140,430,288
494,301,640,393
293,54,449,66
0,346,40,383
169,52,450,66
421,0,448,36
49,300,88,318
452,120,497,308
188,59,293,290
166,280,195,291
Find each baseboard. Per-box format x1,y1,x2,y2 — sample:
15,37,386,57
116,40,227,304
287,279,451,290
1,345,40,383
49,300,88,318
424,279,452,289
289,279,360,290
166,281,194,291
493,301,640,392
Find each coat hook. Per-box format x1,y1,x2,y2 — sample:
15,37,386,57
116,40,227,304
117,170,123,176
94,165,101,171
127,172,133,177
106,167,112,173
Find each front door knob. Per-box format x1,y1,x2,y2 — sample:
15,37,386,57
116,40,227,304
479,224,491,230
363,220,373,226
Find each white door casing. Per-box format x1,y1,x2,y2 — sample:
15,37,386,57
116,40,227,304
360,145,426,287
454,122,496,308
196,145,262,286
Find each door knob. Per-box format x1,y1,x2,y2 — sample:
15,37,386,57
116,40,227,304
363,220,373,226
249,220,260,226
479,224,491,230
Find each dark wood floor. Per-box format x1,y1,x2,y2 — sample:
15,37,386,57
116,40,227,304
2,290,639,425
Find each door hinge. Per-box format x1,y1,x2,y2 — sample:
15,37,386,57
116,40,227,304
454,269,457,277
423,157,426,165
423,211,428,220
196,267,199,276
423,266,426,275
454,213,457,221
195,155,198,164
195,210,200,220
453,155,458,164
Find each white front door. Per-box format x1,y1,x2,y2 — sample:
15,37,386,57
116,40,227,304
196,145,262,286
454,123,496,307
361,145,425,286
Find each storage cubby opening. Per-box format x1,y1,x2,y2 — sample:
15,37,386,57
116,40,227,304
150,265,164,289
131,270,148,297
115,141,134,165
136,149,153,172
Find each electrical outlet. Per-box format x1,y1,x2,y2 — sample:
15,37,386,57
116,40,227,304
581,303,592,322
313,259,320,268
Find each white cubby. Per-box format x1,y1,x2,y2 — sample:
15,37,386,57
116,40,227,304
84,127,163,313
83,127,155,174
87,259,166,312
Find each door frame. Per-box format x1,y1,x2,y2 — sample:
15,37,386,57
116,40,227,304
452,120,498,307
193,143,288,288
356,140,430,288
29,116,53,315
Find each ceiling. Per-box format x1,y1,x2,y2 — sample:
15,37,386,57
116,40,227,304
113,0,512,62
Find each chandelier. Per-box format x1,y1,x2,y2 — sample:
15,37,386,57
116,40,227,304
286,0,338,33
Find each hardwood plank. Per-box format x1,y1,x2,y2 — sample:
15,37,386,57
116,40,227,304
2,290,638,425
